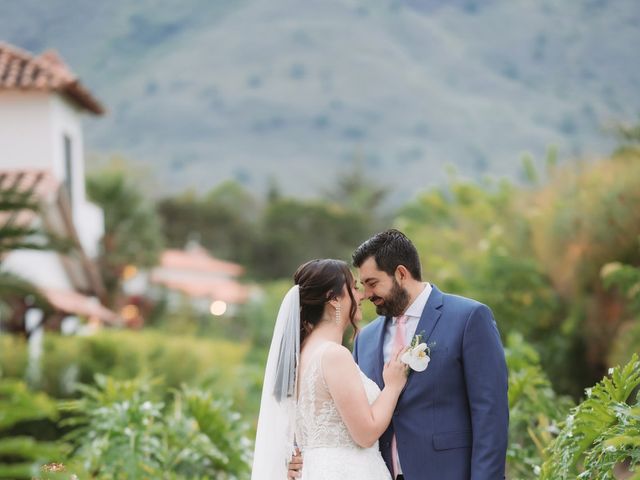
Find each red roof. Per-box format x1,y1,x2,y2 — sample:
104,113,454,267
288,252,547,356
0,42,104,114
151,276,250,304
151,246,250,303
161,247,245,276
0,169,60,226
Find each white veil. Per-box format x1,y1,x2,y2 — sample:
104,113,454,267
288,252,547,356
251,285,301,480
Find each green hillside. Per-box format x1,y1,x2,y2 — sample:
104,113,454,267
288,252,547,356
1,0,638,200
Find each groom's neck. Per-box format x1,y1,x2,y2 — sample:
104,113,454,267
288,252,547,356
404,280,426,308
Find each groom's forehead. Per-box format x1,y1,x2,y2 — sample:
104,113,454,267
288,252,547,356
357,258,388,282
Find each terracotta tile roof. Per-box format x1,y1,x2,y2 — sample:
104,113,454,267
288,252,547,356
0,169,60,197
0,42,104,114
151,246,250,303
151,275,250,304
0,169,60,226
160,247,245,276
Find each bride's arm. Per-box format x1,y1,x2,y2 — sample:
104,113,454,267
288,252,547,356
322,344,407,448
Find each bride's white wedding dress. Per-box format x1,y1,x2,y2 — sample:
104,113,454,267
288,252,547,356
295,342,392,480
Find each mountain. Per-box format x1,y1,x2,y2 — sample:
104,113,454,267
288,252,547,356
1,0,639,202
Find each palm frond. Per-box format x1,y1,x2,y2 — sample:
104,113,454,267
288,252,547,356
541,353,640,479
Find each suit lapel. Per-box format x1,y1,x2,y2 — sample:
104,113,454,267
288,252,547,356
371,286,444,390
413,284,444,344
402,285,444,391
372,317,388,387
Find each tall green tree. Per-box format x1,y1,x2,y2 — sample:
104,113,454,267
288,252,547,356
157,181,258,265
322,158,390,224
396,140,640,397
87,167,164,306
254,197,372,279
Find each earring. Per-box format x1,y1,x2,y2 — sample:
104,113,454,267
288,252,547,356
335,302,341,325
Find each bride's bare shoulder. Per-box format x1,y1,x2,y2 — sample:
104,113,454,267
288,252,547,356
321,343,362,394
322,342,356,368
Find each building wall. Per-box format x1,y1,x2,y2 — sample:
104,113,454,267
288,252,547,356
0,90,104,258
50,94,86,209
73,201,104,258
0,91,52,170
50,95,105,258
2,249,75,291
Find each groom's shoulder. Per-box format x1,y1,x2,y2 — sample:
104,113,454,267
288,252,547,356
440,289,491,316
443,290,482,308
358,316,385,338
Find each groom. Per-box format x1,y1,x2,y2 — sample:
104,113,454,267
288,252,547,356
289,229,509,479
351,229,508,479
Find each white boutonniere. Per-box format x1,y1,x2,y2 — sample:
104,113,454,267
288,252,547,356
400,331,435,372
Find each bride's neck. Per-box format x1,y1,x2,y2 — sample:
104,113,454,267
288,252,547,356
306,319,344,345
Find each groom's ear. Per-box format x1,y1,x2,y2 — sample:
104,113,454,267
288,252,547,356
395,265,410,282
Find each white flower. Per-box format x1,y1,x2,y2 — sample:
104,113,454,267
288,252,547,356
401,342,431,372
533,465,541,475
585,387,592,398
608,367,614,375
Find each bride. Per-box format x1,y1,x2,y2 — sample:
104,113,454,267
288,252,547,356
251,259,408,479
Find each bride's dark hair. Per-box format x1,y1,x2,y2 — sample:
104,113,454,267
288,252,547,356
293,259,359,345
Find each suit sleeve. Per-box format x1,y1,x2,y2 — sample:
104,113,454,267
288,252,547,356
462,304,509,480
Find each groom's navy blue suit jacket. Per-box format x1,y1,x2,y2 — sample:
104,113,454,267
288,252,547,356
353,285,509,480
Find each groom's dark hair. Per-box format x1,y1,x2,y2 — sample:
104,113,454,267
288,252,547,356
352,229,422,281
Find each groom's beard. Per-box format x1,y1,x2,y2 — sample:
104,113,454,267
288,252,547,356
372,279,410,317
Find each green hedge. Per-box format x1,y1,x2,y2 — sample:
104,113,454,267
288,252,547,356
0,330,249,399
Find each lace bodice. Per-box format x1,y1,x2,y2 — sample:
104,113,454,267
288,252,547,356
295,342,382,450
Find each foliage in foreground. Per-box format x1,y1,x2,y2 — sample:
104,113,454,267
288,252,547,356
0,376,64,479
61,374,251,480
505,333,574,479
540,353,640,479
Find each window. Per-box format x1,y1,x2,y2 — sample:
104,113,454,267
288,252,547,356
63,134,73,206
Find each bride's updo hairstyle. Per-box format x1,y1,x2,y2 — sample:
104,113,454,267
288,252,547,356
294,259,358,345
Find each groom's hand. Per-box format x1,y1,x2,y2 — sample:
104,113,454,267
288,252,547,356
287,448,303,479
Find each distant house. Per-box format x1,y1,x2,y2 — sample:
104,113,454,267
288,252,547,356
148,242,251,316
0,42,116,330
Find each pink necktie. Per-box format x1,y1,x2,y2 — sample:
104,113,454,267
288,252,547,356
391,315,408,478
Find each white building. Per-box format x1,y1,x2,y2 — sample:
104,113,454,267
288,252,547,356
0,42,116,329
